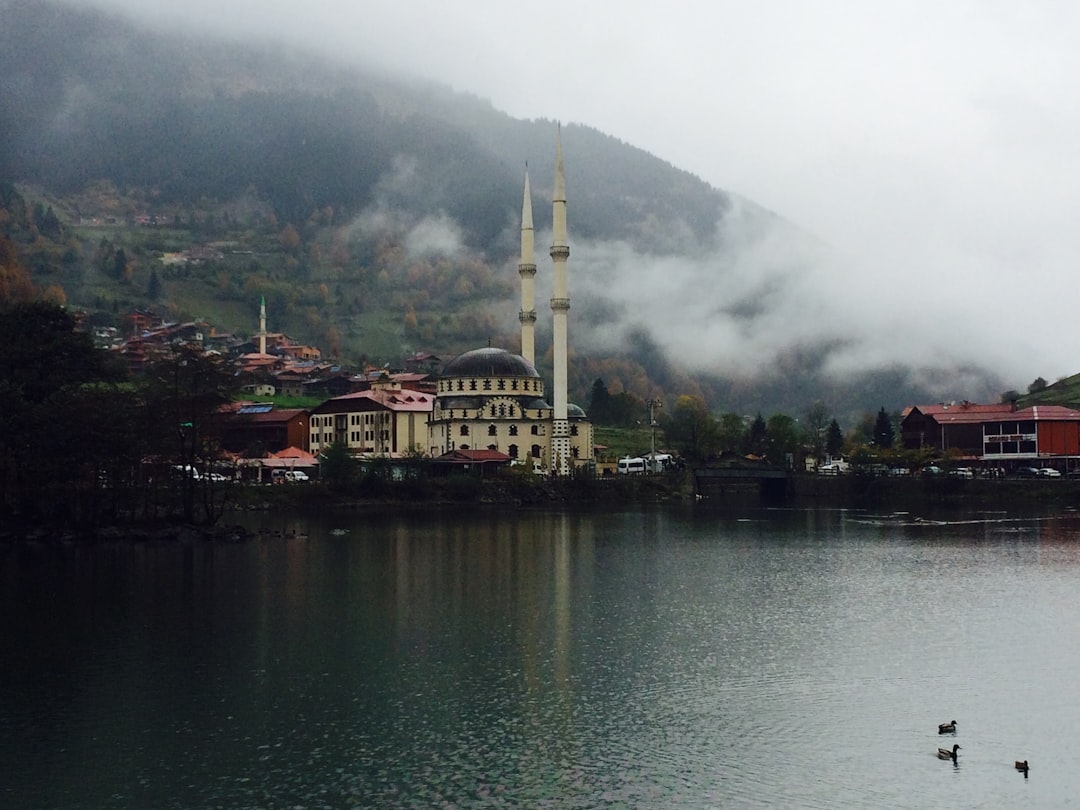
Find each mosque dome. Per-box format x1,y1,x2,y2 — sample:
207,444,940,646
567,403,587,418
441,347,540,378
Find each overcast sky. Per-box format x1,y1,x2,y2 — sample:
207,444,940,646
77,0,1080,389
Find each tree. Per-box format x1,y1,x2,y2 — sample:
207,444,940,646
803,401,829,460
0,236,37,304
279,223,301,253
319,440,357,491
1028,377,1048,394
747,413,768,457
146,268,162,299
765,413,800,467
873,407,895,449
0,302,126,523
588,378,612,424
112,247,128,280
141,347,237,524
1000,389,1022,404
716,412,747,455
825,419,844,457
662,394,719,462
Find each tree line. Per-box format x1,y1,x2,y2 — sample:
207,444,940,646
0,302,236,529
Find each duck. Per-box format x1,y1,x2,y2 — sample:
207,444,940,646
937,744,961,760
1015,760,1029,775
938,720,957,734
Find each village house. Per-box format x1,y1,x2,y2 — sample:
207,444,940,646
901,401,1080,468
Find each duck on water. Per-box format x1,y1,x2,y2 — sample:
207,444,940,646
938,720,957,734
938,744,961,760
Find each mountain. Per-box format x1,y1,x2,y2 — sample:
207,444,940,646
0,0,1005,425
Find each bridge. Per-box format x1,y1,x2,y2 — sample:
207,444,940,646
693,464,792,498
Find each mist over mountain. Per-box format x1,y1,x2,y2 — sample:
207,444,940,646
0,0,1004,423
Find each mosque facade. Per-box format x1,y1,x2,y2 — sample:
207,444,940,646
427,129,594,474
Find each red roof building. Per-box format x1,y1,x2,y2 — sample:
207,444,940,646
901,401,1080,463
308,382,434,457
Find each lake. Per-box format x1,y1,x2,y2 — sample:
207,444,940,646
2,502,1077,808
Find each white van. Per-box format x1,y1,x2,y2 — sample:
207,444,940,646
647,453,673,473
617,457,647,475
272,469,310,483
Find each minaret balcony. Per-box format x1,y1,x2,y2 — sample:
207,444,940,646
550,298,570,312
549,245,570,260
517,263,537,277
518,309,537,323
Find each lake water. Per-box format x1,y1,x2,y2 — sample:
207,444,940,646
2,502,1078,808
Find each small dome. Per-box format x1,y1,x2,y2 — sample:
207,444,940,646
567,403,587,418
441,347,540,378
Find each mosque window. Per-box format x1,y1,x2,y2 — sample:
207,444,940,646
487,444,497,451
509,425,518,436
460,425,469,436
531,444,541,458
457,380,464,391
490,405,498,417
511,380,519,391
572,447,580,458
508,406,516,417
509,444,518,458
469,380,477,391
570,425,579,436
483,379,491,391
531,425,540,435
498,379,505,390
488,424,497,436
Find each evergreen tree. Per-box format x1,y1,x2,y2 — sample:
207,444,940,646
873,407,895,449
113,248,128,280
147,268,161,299
825,419,844,457
588,378,612,424
747,413,768,457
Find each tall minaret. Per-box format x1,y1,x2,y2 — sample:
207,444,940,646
518,167,537,366
259,295,267,355
549,125,571,475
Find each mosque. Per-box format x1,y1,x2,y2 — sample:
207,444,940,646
426,128,594,475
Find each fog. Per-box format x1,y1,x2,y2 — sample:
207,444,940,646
71,0,1080,393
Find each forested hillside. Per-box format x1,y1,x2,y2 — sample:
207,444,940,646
0,0,1004,424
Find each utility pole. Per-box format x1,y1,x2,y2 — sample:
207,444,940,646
647,399,662,466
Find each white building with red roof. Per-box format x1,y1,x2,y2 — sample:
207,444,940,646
308,379,434,458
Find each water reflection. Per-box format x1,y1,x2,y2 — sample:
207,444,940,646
3,505,1080,807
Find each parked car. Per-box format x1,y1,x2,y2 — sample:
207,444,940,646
271,469,310,483
818,462,849,475
949,467,974,479
1015,467,1041,478
1038,467,1062,478
921,465,944,476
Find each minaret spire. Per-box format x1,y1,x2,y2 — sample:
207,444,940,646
259,295,267,355
549,124,571,475
518,165,537,366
